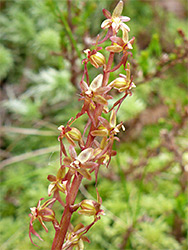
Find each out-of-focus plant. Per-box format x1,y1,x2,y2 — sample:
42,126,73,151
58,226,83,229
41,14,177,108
28,1,136,249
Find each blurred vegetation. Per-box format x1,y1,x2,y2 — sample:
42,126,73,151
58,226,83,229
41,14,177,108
0,0,188,249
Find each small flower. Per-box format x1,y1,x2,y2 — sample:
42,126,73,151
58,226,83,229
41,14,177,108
91,109,125,138
58,125,84,147
62,224,90,250
29,198,57,246
106,28,134,53
101,0,130,34
47,167,67,196
78,199,105,219
63,146,98,180
84,49,106,68
80,74,111,106
109,63,136,92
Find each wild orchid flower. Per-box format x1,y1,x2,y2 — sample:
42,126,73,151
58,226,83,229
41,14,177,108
106,28,135,53
63,146,98,180
101,0,130,34
109,63,136,92
29,198,58,246
47,167,67,196
91,109,125,138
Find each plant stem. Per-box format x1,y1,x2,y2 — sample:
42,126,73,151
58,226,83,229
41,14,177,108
51,52,114,250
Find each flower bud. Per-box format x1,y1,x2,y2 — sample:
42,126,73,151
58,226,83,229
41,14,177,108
84,49,106,68
67,127,82,141
78,199,105,218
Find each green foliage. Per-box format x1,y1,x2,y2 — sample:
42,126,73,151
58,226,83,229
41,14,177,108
0,45,13,79
1,0,187,249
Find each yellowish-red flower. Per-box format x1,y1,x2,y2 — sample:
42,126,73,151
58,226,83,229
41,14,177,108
106,28,134,53
109,63,136,92
78,199,105,219
101,0,130,34
80,74,111,107
47,167,67,196
29,198,57,246
62,223,90,250
91,109,125,138
84,49,106,68
63,146,98,180
58,125,84,147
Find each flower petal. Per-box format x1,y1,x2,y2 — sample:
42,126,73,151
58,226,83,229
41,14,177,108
101,19,111,29
91,129,108,137
110,36,124,46
120,16,130,22
77,168,92,180
69,145,77,160
110,109,116,128
93,95,108,106
29,217,43,247
121,22,130,32
90,74,103,91
47,175,56,182
105,45,122,53
112,0,123,18
102,9,111,19
77,148,94,163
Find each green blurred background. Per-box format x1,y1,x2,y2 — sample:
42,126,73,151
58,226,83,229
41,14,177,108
0,0,188,249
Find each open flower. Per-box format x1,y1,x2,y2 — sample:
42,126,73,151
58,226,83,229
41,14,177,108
29,198,57,246
101,0,130,34
58,124,84,147
84,49,106,68
91,109,125,138
80,74,111,106
79,74,112,126
106,28,134,53
63,146,98,180
47,167,67,196
109,63,136,92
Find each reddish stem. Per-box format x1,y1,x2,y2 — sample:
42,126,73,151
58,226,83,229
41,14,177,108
51,53,114,250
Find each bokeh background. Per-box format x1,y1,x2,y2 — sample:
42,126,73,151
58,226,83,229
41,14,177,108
0,0,188,249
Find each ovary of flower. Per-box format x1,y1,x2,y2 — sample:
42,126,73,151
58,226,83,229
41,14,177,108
84,49,106,68
101,0,130,34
